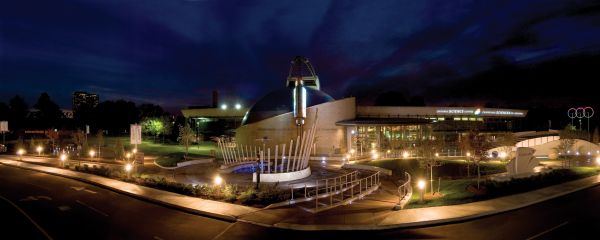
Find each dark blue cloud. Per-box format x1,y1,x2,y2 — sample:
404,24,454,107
1,0,600,111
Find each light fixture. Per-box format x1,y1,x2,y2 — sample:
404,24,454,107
235,103,241,110
221,104,228,110
214,175,223,185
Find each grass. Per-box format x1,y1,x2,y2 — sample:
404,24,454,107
92,136,217,167
363,158,507,179
406,166,598,209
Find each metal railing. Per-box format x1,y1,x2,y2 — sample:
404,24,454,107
396,172,412,210
280,171,381,213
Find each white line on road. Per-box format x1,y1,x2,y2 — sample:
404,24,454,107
84,189,97,194
76,200,109,217
526,221,569,240
211,222,237,240
0,195,54,240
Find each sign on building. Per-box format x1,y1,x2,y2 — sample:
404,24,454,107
130,124,142,145
0,121,8,132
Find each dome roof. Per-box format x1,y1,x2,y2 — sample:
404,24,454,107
242,87,334,125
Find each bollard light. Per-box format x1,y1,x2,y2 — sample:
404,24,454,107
36,146,43,156
125,163,133,172
60,154,67,167
17,149,25,160
89,150,96,158
435,152,439,157
214,175,223,185
417,179,426,203
417,179,426,190
466,152,471,157
403,151,410,158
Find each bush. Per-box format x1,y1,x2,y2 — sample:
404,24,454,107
482,169,586,199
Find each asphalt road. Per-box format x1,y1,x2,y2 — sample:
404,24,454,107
1,162,600,240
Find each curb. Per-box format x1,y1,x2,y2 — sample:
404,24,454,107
2,157,598,231
0,159,241,223
272,175,600,231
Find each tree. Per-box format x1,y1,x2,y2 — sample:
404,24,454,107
96,129,104,157
114,138,125,160
178,123,194,158
139,104,166,119
33,92,63,129
499,132,517,160
8,95,29,130
0,102,9,120
416,133,444,194
160,116,173,143
72,130,86,155
46,129,59,150
460,133,473,176
557,125,580,168
468,131,492,189
141,118,163,142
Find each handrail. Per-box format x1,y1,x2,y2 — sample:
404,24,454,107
396,172,412,210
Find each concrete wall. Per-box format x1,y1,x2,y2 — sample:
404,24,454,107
235,97,356,155
530,139,599,159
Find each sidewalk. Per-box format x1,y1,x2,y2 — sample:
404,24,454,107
1,156,599,230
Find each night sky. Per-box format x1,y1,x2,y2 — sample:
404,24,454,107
2,0,600,111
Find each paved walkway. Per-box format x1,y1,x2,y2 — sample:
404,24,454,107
1,156,599,230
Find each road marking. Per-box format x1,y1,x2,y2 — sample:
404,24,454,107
0,195,54,240
153,236,165,240
526,221,569,240
211,222,237,240
76,200,109,217
58,205,71,211
84,189,97,194
71,186,97,194
20,196,39,202
37,195,52,201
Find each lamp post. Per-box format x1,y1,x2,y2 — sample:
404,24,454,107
417,179,426,203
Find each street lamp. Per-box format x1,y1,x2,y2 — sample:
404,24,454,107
417,179,426,203
36,146,43,156
221,104,228,110
235,103,241,110
60,153,67,167
17,149,25,161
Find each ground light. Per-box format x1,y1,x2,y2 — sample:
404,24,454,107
36,146,43,156
17,149,25,160
60,153,67,167
125,163,133,178
417,179,426,203
214,175,223,186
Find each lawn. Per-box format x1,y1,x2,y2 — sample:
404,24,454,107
405,166,598,209
363,158,507,179
93,136,217,167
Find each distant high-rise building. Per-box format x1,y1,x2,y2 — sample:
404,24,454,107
72,91,99,113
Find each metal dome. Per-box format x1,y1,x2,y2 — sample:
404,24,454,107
241,87,334,125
